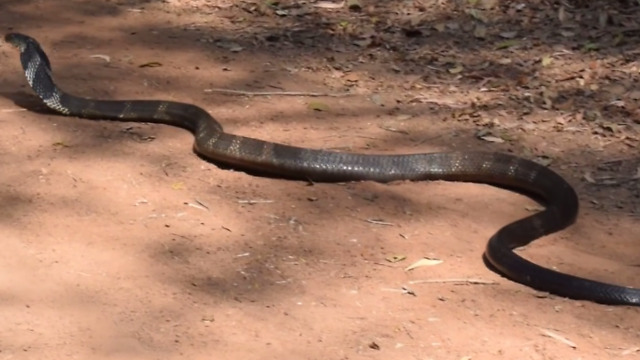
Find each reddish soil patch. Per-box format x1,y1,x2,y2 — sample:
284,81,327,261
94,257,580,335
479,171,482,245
1,1,639,359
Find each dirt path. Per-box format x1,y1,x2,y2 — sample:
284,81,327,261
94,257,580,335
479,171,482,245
1,1,639,359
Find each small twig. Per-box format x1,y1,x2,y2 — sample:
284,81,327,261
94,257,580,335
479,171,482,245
622,347,640,356
204,88,354,97
185,199,209,211
379,125,409,135
170,233,194,241
539,328,577,349
373,262,396,268
408,278,496,285
551,49,574,57
380,287,417,296
402,324,414,340
237,199,274,204
402,286,417,296
406,96,468,108
185,202,206,210
555,74,580,82
365,218,395,226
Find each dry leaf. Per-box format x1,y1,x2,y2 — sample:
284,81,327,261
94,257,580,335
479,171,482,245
621,347,640,356
525,204,545,212
582,42,599,52
433,23,446,32
598,11,608,29
479,135,505,143
217,41,244,52
583,172,596,184
477,0,498,9
139,61,162,68
171,182,185,190
474,24,487,39
90,54,111,62
558,6,568,24
465,9,488,23
448,64,464,74
405,257,443,271
353,37,372,47
499,31,518,39
560,30,575,37
52,141,69,148
533,156,553,166
308,101,329,111
628,90,640,100
313,1,345,9
386,255,407,263
495,40,519,49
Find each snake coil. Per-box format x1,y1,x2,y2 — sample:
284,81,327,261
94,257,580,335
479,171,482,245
6,32,639,306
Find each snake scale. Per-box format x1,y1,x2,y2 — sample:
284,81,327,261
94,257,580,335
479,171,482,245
5,32,639,306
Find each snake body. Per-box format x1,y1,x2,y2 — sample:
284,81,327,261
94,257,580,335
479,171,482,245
6,32,639,305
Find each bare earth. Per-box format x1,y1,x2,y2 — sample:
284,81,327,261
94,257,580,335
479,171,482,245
1,1,639,359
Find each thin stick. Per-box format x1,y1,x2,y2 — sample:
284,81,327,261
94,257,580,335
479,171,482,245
365,219,395,226
237,199,274,204
204,88,354,97
409,278,496,285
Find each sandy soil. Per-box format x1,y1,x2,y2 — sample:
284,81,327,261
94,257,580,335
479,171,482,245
1,1,639,359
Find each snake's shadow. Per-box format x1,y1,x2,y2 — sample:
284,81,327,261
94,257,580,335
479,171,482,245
482,254,500,272
2,90,58,115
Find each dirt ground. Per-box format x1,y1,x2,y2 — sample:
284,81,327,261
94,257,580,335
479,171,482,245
1,0,639,359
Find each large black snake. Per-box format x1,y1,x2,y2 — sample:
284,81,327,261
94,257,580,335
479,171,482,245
5,32,639,306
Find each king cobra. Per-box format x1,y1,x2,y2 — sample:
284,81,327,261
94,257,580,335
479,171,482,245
5,32,639,306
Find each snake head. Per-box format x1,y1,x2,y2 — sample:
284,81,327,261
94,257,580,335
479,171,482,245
4,33,35,52
4,32,53,73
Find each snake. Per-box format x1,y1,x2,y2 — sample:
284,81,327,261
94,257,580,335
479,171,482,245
5,32,639,306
